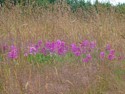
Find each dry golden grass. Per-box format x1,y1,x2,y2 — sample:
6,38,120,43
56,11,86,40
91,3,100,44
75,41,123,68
0,5,125,94
0,6,125,47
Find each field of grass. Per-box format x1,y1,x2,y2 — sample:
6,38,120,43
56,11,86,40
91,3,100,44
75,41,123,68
0,1,125,94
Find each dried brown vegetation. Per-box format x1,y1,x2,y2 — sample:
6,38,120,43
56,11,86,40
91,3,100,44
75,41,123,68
0,5,125,94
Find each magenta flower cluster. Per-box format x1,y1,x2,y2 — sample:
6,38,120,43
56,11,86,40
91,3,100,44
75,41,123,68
8,45,18,59
100,44,116,60
3,40,124,62
82,54,92,63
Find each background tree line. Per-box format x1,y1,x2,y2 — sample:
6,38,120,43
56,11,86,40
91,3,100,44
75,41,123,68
0,0,125,14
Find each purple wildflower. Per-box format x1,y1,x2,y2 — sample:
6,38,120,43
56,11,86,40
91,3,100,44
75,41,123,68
35,40,42,49
45,41,51,49
41,47,47,55
73,48,81,56
71,43,81,56
109,49,115,55
8,45,18,59
71,44,76,51
86,54,92,59
56,40,62,48
29,46,37,55
56,40,67,55
81,40,90,47
82,54,92,63
81,40,92,54
45,41,55,53
58,47,67,55
100,52,105,60
108,54,115,60
108,49,116,60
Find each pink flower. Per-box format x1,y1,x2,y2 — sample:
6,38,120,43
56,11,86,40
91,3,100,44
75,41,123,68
81,40,90,47
82,54,92,63
56,40,62,47
35,40,42,49
100,52,105,59
109,49,115,55
71,43,81,56
29,46,37,55
108,54,115,60
86,54,92,59
45,41,55,53
108,49,115,60
8,45,18,59
41,47,47,55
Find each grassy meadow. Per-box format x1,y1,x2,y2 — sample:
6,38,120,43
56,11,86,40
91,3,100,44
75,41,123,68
0,0,125,94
